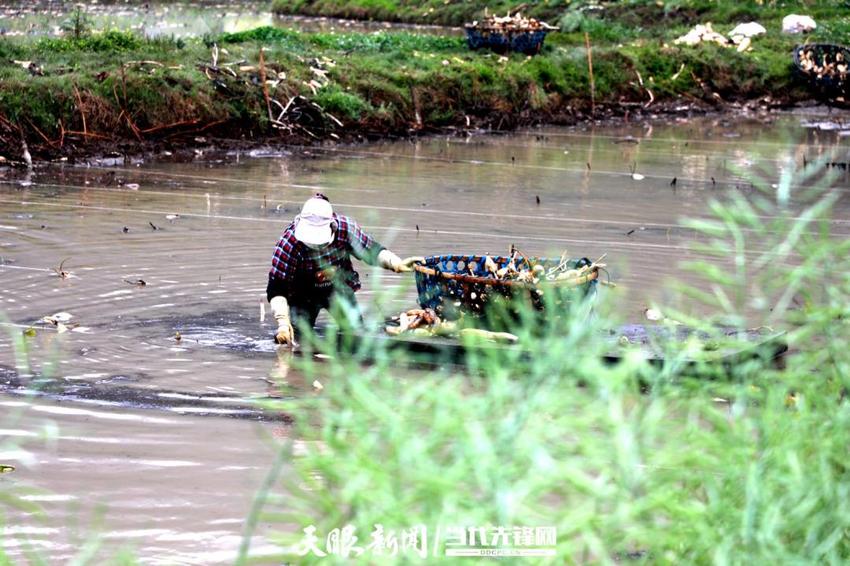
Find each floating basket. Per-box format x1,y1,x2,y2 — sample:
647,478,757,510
413,254,598,318
793,43,850,102
464,27,552,55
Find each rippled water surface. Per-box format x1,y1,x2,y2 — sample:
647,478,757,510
2,110,850,562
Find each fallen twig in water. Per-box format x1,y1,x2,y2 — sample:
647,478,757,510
52,258,72,279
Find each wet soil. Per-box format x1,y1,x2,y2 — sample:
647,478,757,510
7,96,777,169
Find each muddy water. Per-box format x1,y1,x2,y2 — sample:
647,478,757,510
2,110,850,562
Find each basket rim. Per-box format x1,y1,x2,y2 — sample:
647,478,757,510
464,24,554,30
413,262,598,289
793,43,850,67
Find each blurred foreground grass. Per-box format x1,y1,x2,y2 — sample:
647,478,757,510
1,155,848,562
242,157,850,564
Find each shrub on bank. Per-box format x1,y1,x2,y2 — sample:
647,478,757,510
314,86,371,121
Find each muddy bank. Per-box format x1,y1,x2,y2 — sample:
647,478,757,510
5,99,791,169
0,22,819,165
1,95,744,167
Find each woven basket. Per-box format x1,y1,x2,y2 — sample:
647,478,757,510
464,27,551,55
413,254,598,318
793,43,850,101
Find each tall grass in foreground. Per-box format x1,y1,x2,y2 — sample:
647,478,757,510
0,322,50,564
242,158,850,564
0,322,137,565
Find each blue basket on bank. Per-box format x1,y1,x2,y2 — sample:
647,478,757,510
413,254,598,318
465,27,552,55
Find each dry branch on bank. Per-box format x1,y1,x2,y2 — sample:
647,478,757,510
193,46,342,138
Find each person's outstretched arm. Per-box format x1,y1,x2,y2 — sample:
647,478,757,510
339,215,424,272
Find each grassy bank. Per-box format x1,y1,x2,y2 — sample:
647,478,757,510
0,7,841,162
272,0,568,26
271,0,850,32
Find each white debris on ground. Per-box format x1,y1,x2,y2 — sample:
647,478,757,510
728,22,766,52
467,11,557,32
729,22,766,39
673,23,728,47
674,21,767,53
782,14,817,34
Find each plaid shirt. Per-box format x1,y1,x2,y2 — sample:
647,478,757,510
268,214,384,300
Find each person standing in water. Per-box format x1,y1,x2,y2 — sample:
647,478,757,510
267,194,423,345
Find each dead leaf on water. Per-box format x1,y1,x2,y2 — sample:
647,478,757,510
0,465,15,474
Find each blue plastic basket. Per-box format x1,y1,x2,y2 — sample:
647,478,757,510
465,27,551,55
413,254,598,317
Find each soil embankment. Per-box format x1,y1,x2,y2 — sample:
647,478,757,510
0,1,838,163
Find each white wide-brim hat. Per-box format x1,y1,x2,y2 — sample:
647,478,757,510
293,196,334,246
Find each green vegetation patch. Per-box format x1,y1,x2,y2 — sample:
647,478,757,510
36,30,143,53
313,85,371,120
217,26,303,46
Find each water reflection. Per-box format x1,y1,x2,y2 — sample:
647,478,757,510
0,1,461,38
